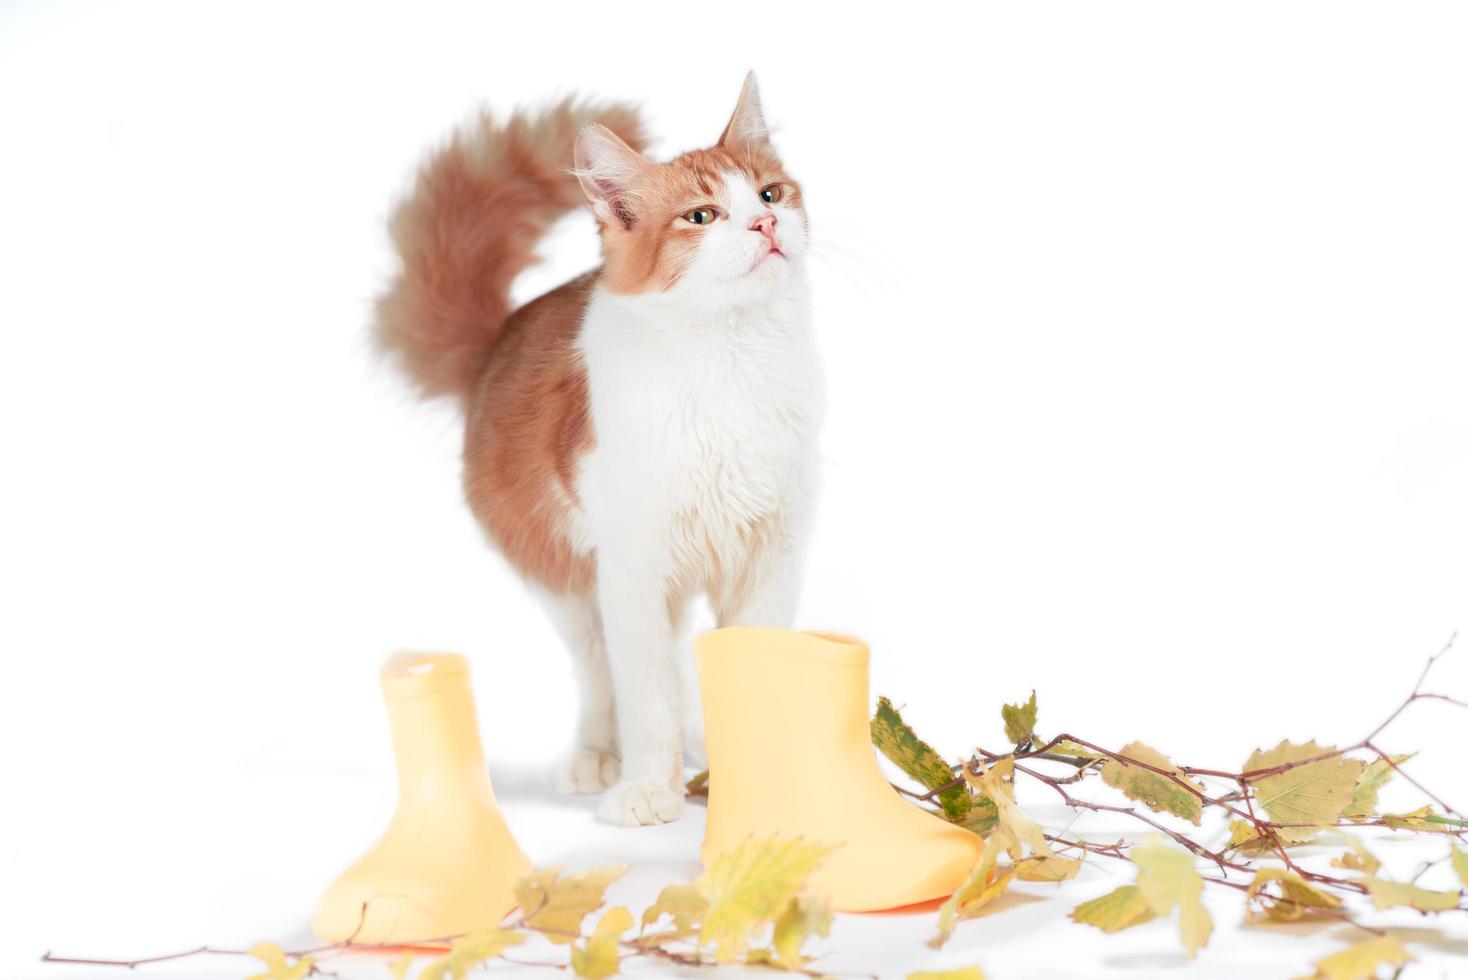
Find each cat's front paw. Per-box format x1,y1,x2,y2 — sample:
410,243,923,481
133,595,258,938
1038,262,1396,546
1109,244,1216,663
554,747,620,795
597,779,685,826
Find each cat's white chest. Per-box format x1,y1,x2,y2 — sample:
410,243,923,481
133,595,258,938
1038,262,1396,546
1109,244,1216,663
574,283,821,573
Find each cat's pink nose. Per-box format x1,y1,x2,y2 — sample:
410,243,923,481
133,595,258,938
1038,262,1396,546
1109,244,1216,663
750,213,778,244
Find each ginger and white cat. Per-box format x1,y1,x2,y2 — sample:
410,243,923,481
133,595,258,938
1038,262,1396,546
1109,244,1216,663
375,74,821,826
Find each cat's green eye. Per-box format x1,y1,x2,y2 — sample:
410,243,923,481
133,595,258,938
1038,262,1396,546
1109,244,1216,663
684,207,718,225
760,184,783,204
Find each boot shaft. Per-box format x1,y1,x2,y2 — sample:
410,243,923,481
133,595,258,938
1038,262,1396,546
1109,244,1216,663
381,652,497,810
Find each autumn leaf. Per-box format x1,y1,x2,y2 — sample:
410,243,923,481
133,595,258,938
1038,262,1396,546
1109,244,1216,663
1069,885,1157,933
1002,690,1038,744
571,906,632,979
1344,754,1413,819
686,770,709,797
418,930,524,980
1226,817,1318,855
514,865,628,945
966,757,1082,881
389,954,413,980
640,881,707,935
1359,877,1461,912
1101,742,1205,825
930,836,1015,949
1453,845,1468,889
872,697,971,821
1328,833,1381,875
908,970,986,980
1378,805,1468,830
1244,868,1342,923
771,894,832,970
958,794,1001,836
245,943,313,980
698,836,835,964
1132,836,1213,959
1294,935,1411,980
1048,740,1104,765
1245,740,1364,829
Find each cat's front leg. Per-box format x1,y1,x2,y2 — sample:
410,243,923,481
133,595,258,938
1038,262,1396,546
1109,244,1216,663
713,514,809,629
594,540,686,826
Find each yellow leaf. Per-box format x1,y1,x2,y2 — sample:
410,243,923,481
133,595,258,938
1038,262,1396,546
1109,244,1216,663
245,943,313,980
771,894,832,969
1328,833,1381,875
1101,742,1205,825
697,836,835,965
1381,805,1445,830
1344,754,1413,819
1244,868,1342,923
1014,853,1083,882
908,970,987,980
872,697,971,821
1294,935,1412,980
417,930,523,980
1245,740,1364,829
640,881,707,935
389,953,413,980
1360,877,1461,912
1453,845,1468,889
1068,885,1157,933
571,906,632,979
1001,690,1038,744
1227,818,1316,855
1132,836,1213,959
514,865,628,945
930,836,1015,949
966,758,1081,879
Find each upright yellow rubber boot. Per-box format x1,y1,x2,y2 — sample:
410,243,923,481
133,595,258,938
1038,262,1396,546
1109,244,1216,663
313,652,531,943
696,628,982,912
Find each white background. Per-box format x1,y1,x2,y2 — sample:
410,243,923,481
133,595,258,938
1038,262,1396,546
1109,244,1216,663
3,2,1466,977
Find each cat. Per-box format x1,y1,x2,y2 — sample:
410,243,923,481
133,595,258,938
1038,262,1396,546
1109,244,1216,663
375,74,822,826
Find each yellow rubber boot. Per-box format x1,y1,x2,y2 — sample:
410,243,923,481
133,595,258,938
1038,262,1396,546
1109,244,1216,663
313,652,532,943
695,628,982,912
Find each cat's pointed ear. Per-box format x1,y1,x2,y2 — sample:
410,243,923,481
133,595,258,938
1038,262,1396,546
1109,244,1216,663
718,71,769,148
574,123,650,228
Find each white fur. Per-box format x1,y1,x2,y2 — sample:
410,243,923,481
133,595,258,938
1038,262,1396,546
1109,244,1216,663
569,173,822,826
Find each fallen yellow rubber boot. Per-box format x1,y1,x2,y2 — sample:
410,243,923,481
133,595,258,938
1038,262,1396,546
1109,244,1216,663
313,652,531,943
695,628,982,912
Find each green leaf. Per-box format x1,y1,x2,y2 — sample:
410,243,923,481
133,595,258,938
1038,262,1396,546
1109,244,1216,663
1068,885,1157,933
1002,690,1038,744
1101,741,1205,825
958,795,1000,836
872,697,970,821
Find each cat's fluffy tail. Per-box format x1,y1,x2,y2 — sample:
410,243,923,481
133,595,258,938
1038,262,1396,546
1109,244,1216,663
375,99,647,401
